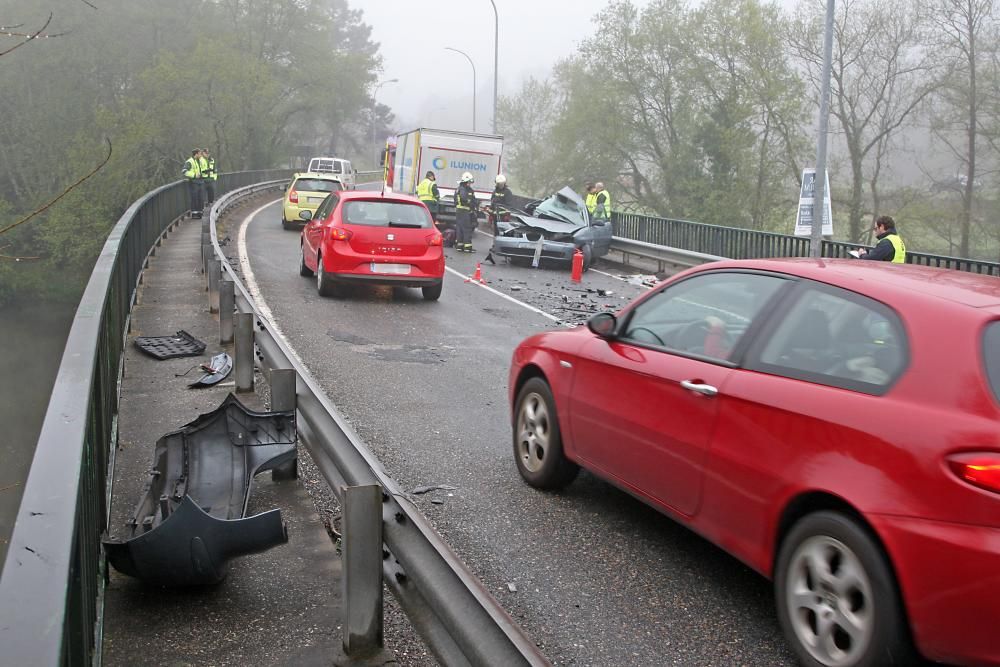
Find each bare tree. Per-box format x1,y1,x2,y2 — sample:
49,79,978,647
791,0,939,242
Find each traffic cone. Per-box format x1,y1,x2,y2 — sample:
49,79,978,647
570,248,584,283
465,262,486,284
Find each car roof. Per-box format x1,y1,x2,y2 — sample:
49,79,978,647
698,258,1000,308
293,172,344,181
336,190,424,204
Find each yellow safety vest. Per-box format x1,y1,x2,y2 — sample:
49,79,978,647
206,157,217,181
585,192,597,214
416,178,437,202
886,233,906,263
183,157,201,179
595,189,611,219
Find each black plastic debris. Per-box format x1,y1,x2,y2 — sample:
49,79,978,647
134,330,207,360
189,352,232,388
104,394,296,586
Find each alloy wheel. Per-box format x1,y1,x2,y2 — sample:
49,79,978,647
516,392,550,473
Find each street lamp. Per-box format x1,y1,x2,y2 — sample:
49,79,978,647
371,78,398,169
444,47,476,132
489,0,498,134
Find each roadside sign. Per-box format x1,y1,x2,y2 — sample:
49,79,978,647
794,168,833,237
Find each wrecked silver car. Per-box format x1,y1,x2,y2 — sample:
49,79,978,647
492,186,612,271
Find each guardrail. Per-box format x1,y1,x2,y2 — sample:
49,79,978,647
206,185,548,665
612,211,1000,275
609,236,725,273
0,170,293,665
355,169,383,182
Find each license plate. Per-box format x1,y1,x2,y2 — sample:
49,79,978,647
308,196,325,203
370,263,411,274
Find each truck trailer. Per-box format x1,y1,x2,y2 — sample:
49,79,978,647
382,128,503,225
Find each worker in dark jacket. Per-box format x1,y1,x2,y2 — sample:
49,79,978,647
454,172,478,253
858,215,906,263
490,174,514,213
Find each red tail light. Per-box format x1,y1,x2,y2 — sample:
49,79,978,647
288,190,299,204
330,227,353,241
947,453,1000,494
428,232,443,246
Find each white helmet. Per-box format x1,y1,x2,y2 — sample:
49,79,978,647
495,174,507,185
460,172,474,183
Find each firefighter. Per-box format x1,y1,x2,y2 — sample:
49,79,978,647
183,149,204,218
201,148,217,204
857,215,906,262
593,181,611,222
416,171,440,219
490,174,514,213
454,172,478,253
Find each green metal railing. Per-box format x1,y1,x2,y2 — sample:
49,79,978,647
612,211,1000,275
0,170,292,666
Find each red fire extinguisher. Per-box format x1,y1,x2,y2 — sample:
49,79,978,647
571,248,584,283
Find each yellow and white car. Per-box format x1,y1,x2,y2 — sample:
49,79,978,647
282,172,345,229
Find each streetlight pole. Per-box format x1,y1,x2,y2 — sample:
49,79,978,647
489,0,498,134
445,47,476,132
371,78,398,170
810,0,835,258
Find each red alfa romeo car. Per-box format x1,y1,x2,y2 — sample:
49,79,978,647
509,258,1000,666
299,190,444,300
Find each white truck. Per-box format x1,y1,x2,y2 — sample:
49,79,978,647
383,128,504,223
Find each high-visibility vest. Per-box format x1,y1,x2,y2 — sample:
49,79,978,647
886,233,906,263
594,189,611,219
198,156,210,178
585,192,597,214
206,157,217,181
416,178,437,202
183,157,201,179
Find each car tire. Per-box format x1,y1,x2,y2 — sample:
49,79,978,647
774,511,915,667
316,255,339,297
581,244,593,273
422,283,443,301
512,377,579,489
282,218,293,231
299,246,314,277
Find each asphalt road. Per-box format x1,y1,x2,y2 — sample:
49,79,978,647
240,197,797,666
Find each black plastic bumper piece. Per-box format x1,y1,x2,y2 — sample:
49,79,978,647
104,394,296,586
134,330,207,359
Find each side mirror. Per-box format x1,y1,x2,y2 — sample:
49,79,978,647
587,312,617,338
299,210,313,221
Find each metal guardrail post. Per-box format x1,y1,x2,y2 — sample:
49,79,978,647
208,259,221,314
235,312,255,392
220,280,235,344
270,369,298,481
342,484,384,657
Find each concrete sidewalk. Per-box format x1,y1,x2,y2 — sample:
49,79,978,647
102,207,349,666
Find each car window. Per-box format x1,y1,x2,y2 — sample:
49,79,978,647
293,178,343,193
342,201,432,228
752,286,907,393
314,195,338,221
981,322,1000,404
621,272,787,361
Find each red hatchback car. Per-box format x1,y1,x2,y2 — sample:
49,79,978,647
509,259,1000,667
299,191,444,300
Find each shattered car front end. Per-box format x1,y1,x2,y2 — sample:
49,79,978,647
492,186,609,266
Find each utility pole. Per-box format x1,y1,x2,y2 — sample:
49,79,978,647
811,0,835,258
489,0,498,134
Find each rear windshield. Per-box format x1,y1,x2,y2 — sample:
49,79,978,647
982,322,1000,403
294,178,343,193
311,160,343,173
342,201,432,228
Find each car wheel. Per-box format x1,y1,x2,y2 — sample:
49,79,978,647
316,255,339,297
282,218,293,231
422,283,443,301
775,511,914,667
512,377,579,489
299,246,314,277
581,244,593,273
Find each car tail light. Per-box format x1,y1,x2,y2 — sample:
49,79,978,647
947,452,1000,494
288,190,299,204
330,227,353,241
427,232,443,246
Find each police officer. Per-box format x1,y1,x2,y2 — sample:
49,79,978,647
858,215,906,262
593,181,612,222
416,170,440,219
201,148,217,204
454,172,478,253
183,149,204,218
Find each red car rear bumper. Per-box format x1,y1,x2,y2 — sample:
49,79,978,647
871,513,1000,666
321,247,444,288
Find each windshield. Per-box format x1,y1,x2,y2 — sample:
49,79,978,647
533,187,588,226
342,201,433,228
294,178,343,193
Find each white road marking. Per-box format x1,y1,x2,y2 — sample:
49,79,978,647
445,265,561,322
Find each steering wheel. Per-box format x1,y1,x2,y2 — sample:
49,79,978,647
675,318,732,356
628,326,666,346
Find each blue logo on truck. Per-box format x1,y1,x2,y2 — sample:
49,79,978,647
430,157,488,172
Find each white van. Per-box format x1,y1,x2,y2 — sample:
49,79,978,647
307,157,355,189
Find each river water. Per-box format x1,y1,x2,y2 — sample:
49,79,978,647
0,301,75,566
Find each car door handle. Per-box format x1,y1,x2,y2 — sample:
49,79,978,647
680,380,718,396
